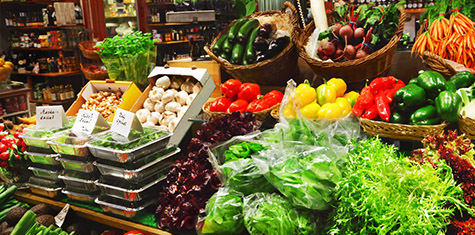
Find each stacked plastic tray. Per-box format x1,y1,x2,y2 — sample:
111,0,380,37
86,128,179,219
20,126,70,198
47,129,108,202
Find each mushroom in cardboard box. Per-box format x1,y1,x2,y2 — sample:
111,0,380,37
131,66,215,146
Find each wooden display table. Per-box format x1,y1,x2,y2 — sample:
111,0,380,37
15,190,171,235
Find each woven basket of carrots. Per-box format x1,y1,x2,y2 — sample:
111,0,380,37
202,79,284,121
413,1,475,77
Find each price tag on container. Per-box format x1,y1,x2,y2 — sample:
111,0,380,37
72,109,109,135
111,108,143,138
36,106,68,129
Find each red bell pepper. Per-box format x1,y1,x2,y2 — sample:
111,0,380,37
375,94,391,121
220,79,242,99
369,76,397,92
262,90,284,107
247,97,270,112
352,86,374,117
238,83,261,103
385,79,405,103
227,99,249,113
361,103,379,120
209,97,232,112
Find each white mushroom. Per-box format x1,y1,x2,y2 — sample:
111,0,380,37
170,77,184,89
155,76,171,89
165,101,181,113
192,82,202,94
180,79,194,93
154,101,165,113
186,93,196,106
136,109,151,123
148,112,162,125
175,91,188,106
143,98,155,112
149,87,165,102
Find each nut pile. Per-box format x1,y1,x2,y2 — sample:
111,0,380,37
81,90,123,119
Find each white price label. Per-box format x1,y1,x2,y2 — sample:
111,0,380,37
36,106,68,129
72,110,109,135
111,108,143,137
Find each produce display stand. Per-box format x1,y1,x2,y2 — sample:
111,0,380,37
14,190,171,235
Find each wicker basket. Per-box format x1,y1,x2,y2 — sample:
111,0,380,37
80,64,108,81
298,7,406,83
202,98,280,121
359,118,447,141
459,116,475,140
204,1,300,85
79,41,101,60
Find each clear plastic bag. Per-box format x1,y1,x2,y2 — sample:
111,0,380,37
120,48,156,84
208,133,275,195
196,187,245,235
243,192,317,235
100,56,124,80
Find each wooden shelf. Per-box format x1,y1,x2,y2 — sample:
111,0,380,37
0,87,31,99
406,8,426,14
146,2,174,6
148,21,214,27
154,40,189,45
105,15,137,19
1,110,29,118
30,98,74,105
0,0,80,5
15,190,171,235
10,47,76,51
13,71,81,77
6,25,84,30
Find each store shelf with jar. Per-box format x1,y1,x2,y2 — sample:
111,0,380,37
103,0,139,37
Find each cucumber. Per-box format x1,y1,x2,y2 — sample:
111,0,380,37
244,27,259,64
223,38,233,54
228,18,248,43
212,33,228,55
231,43,245,65
237,19,260,44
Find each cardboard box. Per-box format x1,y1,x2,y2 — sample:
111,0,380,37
166,10,215,23
66,80,142,121
130,66,215,146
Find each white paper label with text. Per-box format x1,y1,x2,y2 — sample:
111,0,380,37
36,106,68,128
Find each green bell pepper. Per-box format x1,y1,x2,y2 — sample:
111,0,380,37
412,71,448,99
394,84,427,107
449,71,475,89
389,112,408,124
410,105,438,125
435,90,462,122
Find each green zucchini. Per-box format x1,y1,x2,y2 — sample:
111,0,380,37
228,18,248,43
223,38,233,54
244,27,259,64
212,33,228,55
11,210,37,235
237,19,260,44
231,43,245,64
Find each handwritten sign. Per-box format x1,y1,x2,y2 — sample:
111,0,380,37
72,109,109,135
111,108,143,137
36,106,68,128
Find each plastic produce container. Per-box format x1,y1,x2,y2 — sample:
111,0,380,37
94,147,179,183
95,176,165,201
95,195,155,218
58,157,95,173
58,175,98,192
87,128,171,163
28,166,61,180
27,183,61,198
61,170,99,180
20,125,72,149
61,189,96,202
47,128,108,157
25,151,60,165
28,176,62,188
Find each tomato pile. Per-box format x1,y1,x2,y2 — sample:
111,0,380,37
209,79,284,113
0,124,27,171
82,65,106,74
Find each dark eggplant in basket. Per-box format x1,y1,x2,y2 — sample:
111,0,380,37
266,36,290,58
258,23,276,38
253,37,269,52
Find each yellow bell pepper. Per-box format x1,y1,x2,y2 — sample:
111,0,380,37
327,78,347,97
316,83,336,106
295,80,317,107
335,97,352,117
283,104,296,118
317,103,343,120
343,91,360,107
300,101,321,119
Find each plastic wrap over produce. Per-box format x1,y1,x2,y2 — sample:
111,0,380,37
208,133,274,196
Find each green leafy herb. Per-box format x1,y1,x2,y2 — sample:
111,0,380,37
224,142,267,163
90,129,166,150
329,138,471,235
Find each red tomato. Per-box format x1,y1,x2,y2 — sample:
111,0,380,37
1,137,15,148
0,152,10,161
0,132,8,139
263,90,284,106
238,83,261,103
209,97,232,112
0,143,7,153
0,161,8,169
220,79,242,99
247,98,271,112
227,99,249,113
124,231,144,235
